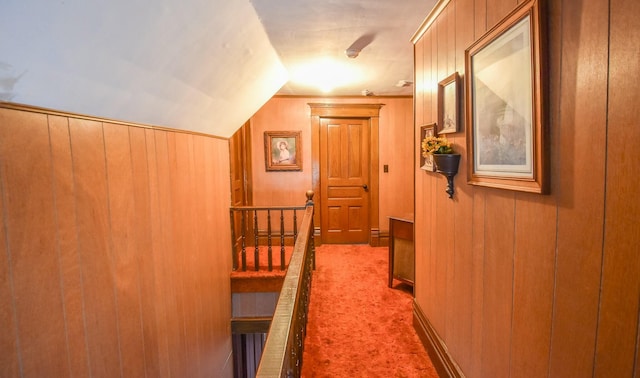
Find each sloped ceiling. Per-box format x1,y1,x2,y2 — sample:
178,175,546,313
0,0,436,138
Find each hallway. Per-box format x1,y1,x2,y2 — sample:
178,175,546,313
301,244,439,377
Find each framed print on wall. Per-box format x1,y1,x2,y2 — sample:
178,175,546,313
419,123,437,172
264,131,302,171
438,72,460,134
464,0,547,193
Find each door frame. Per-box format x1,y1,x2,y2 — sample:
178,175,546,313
308,103,384,246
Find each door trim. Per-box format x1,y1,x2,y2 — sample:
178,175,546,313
308,103,384,246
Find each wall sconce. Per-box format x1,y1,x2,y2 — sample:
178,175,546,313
433,154,461,199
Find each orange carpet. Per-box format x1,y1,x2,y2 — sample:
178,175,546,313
301,244,439,377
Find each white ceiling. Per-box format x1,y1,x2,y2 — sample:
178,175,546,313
252,0,437,96
0,0,436,137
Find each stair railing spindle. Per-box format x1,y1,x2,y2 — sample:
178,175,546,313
254,210,260,271
280,209,285,271
267,209,273,271
241,210,247,271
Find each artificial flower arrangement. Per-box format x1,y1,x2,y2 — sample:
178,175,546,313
421,135,454,157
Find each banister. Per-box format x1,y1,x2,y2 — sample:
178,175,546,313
255,204,315,377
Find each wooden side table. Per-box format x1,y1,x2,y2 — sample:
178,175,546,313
388,214,414,288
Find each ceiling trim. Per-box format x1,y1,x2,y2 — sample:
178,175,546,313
411,0,451,43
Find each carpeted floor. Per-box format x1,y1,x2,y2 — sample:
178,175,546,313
301,244,439,378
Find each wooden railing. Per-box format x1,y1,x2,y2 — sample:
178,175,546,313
255,203,315,377
230,191,314,272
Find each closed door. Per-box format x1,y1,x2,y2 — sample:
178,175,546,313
320,117,370,243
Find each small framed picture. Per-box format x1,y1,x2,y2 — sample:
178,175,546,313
264,131,302,171
438,72,461,134
419,123,437,172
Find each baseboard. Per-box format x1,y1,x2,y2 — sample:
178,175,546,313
378,231,389,247
370,228,380,246
413,300,465,378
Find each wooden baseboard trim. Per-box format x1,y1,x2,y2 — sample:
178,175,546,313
370,228,380,246
413,300,465,378
378,231,389,247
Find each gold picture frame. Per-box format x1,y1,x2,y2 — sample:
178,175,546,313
264,131,302,171
438,72,460,134
464,0,547,193
419,123,437,172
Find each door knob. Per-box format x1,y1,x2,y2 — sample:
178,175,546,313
363,184,369,191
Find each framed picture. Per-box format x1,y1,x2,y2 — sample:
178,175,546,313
419,123,437,172
464,0,547,193
264,131,302,171
438,72,460,134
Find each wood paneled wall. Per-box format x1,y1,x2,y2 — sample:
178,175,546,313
0,105,234,377
250,96,414,234
413,0,639,376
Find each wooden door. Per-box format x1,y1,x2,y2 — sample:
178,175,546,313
320,117,370,244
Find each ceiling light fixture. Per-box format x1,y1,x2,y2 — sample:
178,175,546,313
289,57,363,93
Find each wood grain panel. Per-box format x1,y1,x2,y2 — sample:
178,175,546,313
377,98,413,227
1,105,233,377
510,194,555,377
103,122,147,377
48,114,91,377
192,134,211,376
448,0,475,368
424,28,434,123
469,188,486,375
474,0,488,39
178,133,202,377
436,13,454,342
415,20,434,309
414,28,433,307
145,129,172,377
0,109,22,377
486,0,518,30
129,126,161,377
414,40,425,126
427,27,438,316
595,0,640,375
431,21,439,123
455,0,475,73
69,118,123,376
481,191,514,378
1,110,69,376
205,137,233,375
446,1,456,74
430,15,449,336
549,0,609,375
163,131,190,376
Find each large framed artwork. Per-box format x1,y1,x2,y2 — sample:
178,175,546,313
264,131,302,171
464,0,548,193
